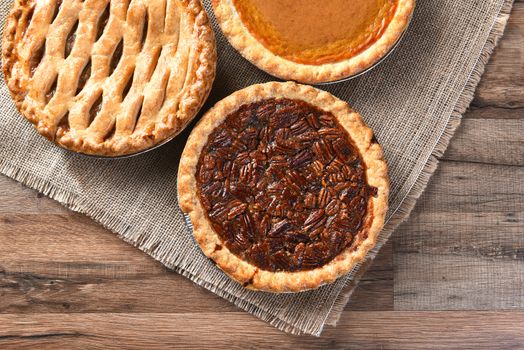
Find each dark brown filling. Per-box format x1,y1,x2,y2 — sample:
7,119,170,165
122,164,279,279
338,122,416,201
196,98,377,272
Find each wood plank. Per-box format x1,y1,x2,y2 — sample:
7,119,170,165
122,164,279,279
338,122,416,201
394,161,524,309
465,105,523,119
0,268,241,314
473,2,524,108
0,311,523,349
407,161,524,213
0,213,158,266
396,211,524,253
394,254,524,310
442,118,524,166
0,179,68,215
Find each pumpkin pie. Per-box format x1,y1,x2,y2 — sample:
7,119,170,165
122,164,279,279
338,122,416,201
212,0,415,84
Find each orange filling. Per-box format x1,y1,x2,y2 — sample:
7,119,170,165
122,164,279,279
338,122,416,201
232,0,398,65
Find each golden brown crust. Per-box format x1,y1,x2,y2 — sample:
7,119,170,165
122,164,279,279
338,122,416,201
2,0,216,157
212,0,415,84
178,82,389,292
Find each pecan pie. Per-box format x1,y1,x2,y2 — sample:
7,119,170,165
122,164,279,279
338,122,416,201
2,0,216,156
178,82,389,292
212,0,415,84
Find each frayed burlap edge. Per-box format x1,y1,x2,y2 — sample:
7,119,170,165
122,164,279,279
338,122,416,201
322,0,515,333
0,0,514,337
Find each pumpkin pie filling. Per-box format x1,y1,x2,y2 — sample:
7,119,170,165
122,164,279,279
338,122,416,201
232,0,398,65
196,98,377,272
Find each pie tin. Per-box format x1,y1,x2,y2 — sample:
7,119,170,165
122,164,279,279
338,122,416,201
58,131,183,160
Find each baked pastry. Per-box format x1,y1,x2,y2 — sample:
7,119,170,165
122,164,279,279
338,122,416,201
178,82,389,292
3,0,216,156
212,0,415,84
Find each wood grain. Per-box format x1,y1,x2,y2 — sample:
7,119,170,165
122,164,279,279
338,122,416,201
444,119,524,166
474,1,524,108
0,312,523,350
394,162,524,310
0,1,522,349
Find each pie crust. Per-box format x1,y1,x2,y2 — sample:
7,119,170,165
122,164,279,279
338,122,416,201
212,0,415,84
178,82,389,292
3,0,216,156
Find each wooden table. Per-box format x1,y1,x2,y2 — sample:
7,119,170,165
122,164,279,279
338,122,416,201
0,4,523,349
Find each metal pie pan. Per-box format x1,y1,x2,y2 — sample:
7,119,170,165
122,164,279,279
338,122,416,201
53,130,183,160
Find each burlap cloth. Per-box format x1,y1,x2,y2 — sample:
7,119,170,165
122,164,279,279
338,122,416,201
0,0,514,336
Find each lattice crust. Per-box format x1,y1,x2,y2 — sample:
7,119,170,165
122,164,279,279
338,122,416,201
3,0,216,156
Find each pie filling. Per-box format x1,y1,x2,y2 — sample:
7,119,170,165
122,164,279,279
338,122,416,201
196,98,377,272
232,0,398,65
